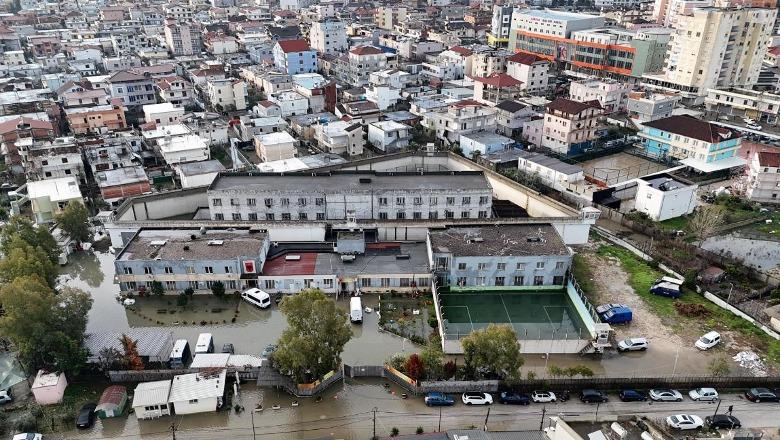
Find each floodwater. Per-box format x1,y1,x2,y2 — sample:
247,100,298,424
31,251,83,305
701,235,780,275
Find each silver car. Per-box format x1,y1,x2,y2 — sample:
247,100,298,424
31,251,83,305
649,389,683,402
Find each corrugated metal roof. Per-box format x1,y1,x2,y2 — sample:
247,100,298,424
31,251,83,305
132,380,172,407
169,370,227,403
84,328,175,363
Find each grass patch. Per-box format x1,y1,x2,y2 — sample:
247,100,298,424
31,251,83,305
753,211,780,237
596,244,780,366
659,216,689,231
572,254,596,296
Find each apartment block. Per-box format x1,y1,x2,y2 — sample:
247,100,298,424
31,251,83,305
746,151,780,204
309,20,347,55
541,98,603,156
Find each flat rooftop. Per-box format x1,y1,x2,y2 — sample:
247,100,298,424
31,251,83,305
117,228,267,261
640,173,691,191
177,159,226,176
429,224,570,257
262,242,429,277
209,171,492,193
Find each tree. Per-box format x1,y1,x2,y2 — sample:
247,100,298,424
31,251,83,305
0,239,57,287
708,356,730,377
404,354,424,381
0,277,93,375
564,365,594,378
211,281,225,297
273,289,352,383
0,216,59,264
461,324,523,380
547,365,566,378
97,347,125,374
419,338,444,380
55,201,91,243
688,205,726,243
151,281,165,296
121,334,144,371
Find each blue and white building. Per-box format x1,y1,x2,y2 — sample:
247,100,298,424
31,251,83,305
639,115,744,173
272,39,317,75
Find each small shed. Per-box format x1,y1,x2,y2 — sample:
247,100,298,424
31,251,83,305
95,385,128,418
698,266,726,284
132,380,172,420
31,370,68,405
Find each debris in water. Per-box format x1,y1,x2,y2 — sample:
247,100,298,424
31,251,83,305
733,351,767,377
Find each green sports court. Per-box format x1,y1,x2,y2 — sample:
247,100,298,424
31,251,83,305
439,291,587,340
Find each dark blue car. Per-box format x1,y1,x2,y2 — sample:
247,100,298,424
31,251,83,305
425,392,455,406
499,392,531,405
619,389,647,402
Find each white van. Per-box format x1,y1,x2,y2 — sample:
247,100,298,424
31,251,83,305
350,297,363,324
195,333,214,354
242,287,271,309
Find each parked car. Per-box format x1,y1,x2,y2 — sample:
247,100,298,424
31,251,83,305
75,402,97,429
462,392,493,405
261,344,277,358
0,389,12,405
695,331,721,350
745,388,779,402
689,388,719,401
617,338,648,352
705,414,741,429
221,343,235,354
650,281,681,298
580,389,608,403
531,391,557,403
499,392,531,405
596,303,628,314
425,392,454,406
619,389,647,402
666,414,704,430
12,434,43,440
649,389,683,402
599,306,633,325
747,123,763,130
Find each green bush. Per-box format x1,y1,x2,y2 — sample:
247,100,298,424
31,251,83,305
416,426,424,434
391,427,399,437
176,292,188,307
15,414,39,433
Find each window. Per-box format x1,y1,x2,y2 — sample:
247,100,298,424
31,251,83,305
264,280,276,289
264,198,273,206
445,210,454,219
379,197,388,206
224,266,233,273
479,196,489,205
315,198,324,206
281,198,290,206
186,266,195,274
497,263,506,271
123,267,133,274
429,211,438,219
430,197,438,205
189,399,199,404
230,198,239,206
516,263,526,270
396,211,405,219
248,213,258,220
495,276,505,286
396,197,405,205
536,261,545,269
457,262,467,270
456,276,467,285
555,261,566,270
413,196,422,205
478,210,488,218
247,198,256,206
298,197,307,206
513,276,524,286
400,278,410,287
361,278,371,287
266,213,275,220
380,278,391,287
316,212,325,220
460,211,469,218
299,213,308,220
476,276,485,285
212,198,222,206
446,197,455,205
477,262,488,270
413,211,422,219
379,212,388,219
232,213,241,220
553,275,564,285
164,266,173,274
165,281,176,289
533,275,544,285
144,267,153,274
205,266,214,274
282,213,291,220
462,197,470,205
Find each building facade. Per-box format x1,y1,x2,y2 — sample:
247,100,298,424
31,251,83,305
639,115,742,169
309,20,347,55
746,151,780,204
541,98,603,156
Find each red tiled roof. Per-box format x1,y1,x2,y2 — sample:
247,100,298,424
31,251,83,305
507,52,547,65
643,115,739,144
262,253,317,276
449,46,473,56
452,99,483,108
472,73,522,88
349,45,383,55
258,100,278,108
758,151,780,167
276,39,311,53
546,98,601,115
0,116,53,134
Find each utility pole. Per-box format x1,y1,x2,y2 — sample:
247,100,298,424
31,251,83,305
438,407,442,432
483,406,491,432
373,406,378,440
540,405,547,431
251,409,257,440
713,399,721,417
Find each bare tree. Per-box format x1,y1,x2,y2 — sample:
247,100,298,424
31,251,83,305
688,205,725,243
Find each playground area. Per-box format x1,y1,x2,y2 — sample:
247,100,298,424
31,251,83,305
438,290,588,341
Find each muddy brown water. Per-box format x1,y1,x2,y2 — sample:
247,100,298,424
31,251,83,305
53,251,753,439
